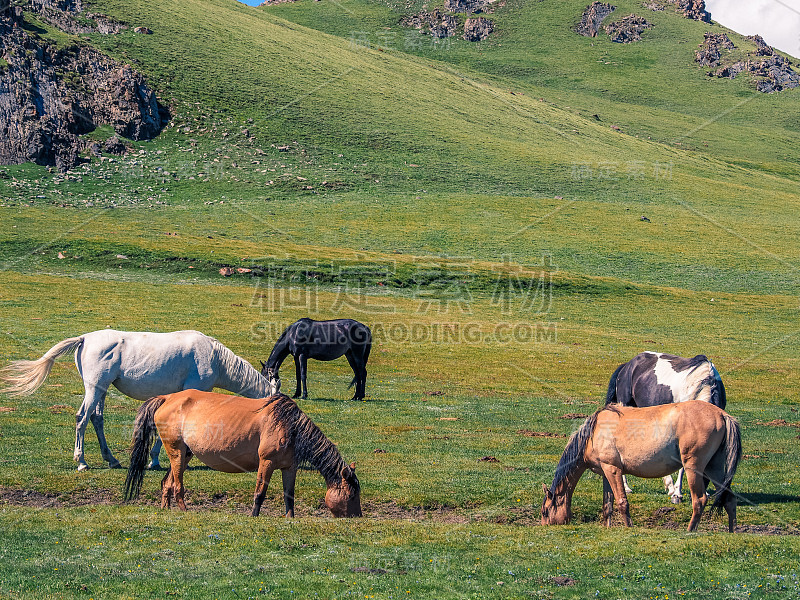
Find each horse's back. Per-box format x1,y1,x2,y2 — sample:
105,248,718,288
76,330,218,398
617,351,719,407
155,390,283,473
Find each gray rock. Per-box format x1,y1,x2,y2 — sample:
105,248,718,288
575,2,616,38
0,11,166,170
604,14,652,43
463,16,493,41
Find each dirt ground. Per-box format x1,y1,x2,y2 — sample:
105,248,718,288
1,486,797,534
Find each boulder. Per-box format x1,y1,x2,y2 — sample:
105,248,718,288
604,14,652,43
673,0,710,22
747,34,773,56
695,32,734,67
463,16,493,41
575,2,616,38
401,8,459,38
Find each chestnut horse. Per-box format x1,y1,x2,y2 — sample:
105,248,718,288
541,402,740,532
123,391,361,518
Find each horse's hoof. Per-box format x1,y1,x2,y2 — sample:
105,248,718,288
77,463,90,472
109,461,123,469
670,495,682,504
147,462,163,470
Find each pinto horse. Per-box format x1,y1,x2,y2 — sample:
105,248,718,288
123,390,362,518
261,318,371,401
0,330,278,471
606,351,726,502
541,402,741,532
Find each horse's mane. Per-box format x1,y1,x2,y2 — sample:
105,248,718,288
549,407,607,494
270,395,356,490
210,339,270,397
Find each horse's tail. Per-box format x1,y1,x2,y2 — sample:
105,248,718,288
604,363,625,405
711,413,742,514
0,336,84,397
124,395,167,501
708,362,727,410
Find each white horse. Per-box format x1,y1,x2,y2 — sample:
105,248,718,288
0,330,279,471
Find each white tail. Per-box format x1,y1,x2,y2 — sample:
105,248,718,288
0,336,84,396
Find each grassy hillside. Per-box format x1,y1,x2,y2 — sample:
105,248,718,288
1,0,800,597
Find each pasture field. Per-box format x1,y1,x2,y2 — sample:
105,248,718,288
1,0,800,597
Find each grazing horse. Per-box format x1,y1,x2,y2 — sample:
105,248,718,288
0,330,278,471
123,390,362,518
541,402,741,532
606,351,726,502
261,318,372,401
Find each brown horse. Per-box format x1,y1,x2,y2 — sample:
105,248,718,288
541,402,741,532
123,391,362,518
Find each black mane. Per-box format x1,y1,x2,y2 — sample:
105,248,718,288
548,408,605,494
269,394,356,489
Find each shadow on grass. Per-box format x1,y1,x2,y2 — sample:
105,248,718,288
739,492,800,505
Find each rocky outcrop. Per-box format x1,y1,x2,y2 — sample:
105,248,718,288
0,9,166,170
401,9,459,38
747,34,773,56
463,16,493,41
444,0,495,14
694,32,734,66
604,14,652,43
28,0,126,34
696,31,800,93
575,2,616,38
673,0,710,22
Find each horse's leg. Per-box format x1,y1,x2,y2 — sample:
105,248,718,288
599,465,631,526
622,474,633,494
684,465,709,532
602,476,615,527
251,459,275,517
297,354,308,400
74,385,106,471
160,468,173,508
163,444,190,510
345,351,366,401
292,355,303,399
88,395,121,469
148,437,164,470
724,490,737,533
281,467,298,517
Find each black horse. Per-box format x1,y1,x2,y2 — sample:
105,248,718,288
605,351,726,502
261,318,372,401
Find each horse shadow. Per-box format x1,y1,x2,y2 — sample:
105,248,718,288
738,492,800,505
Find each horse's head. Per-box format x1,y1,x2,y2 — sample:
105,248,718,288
540,483,571,525
325,462,362,518
260,362,281,396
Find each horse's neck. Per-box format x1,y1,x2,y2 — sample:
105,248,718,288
554,463,586,512
213,347,271,398
266,338,291,370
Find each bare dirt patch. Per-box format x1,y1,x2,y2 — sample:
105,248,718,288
517,429,567,438
560,413,587,419
757,419,800,428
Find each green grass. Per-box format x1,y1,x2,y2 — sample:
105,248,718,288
2,0,800,596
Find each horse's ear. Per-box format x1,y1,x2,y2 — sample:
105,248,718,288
349,461,356,472
542,483,552,498
260,360,266,369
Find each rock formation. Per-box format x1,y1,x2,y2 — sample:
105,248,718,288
673,0,710,22
604,14,652,43
463,16,493,41
0,6,166,170
694,32,734,66
28,0,126,34
401,9,459,39
696,31,799,93
575,2,616,38
444,0,495,14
